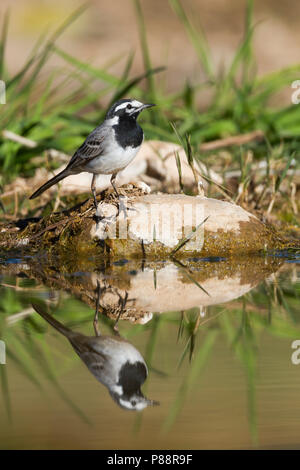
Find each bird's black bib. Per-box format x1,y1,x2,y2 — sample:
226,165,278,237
113,117,143,149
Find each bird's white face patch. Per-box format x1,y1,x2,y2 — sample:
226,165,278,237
119,398,148,411
114,100,143,114
111,384,123,395
135,401,148,411
106,116,119,126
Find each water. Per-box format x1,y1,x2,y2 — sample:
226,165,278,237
0,252,299,449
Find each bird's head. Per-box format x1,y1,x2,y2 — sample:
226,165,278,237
108,359,159,411
106,98,155,122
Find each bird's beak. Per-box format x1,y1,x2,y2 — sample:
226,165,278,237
142,103,156,110
139,389,160,407
146,398,160,406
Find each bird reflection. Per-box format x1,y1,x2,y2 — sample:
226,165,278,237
31,283,158,411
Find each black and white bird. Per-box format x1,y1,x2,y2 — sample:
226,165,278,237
29,98,155,207
31,302,159,411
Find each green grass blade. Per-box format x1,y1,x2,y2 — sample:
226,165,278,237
133,0,156,98
0,10,9,78
163,329,218,431
170,216,209,256
275,152,295,193
108,66,165,107
54,46,120,86
169,0,214,80
0,365,12,422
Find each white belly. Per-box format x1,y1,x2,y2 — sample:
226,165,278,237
85,141,140,175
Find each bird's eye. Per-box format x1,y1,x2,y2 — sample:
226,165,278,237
127,104,132,110
131,400,137,406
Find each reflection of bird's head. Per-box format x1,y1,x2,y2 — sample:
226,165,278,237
110,390,159,411
109,360,159,411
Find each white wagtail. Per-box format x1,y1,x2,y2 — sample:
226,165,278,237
31,302,159,411
29,98,155,208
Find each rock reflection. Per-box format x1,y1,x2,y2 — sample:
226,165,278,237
32,256,283,323
1,255,283,325
31,288,159,411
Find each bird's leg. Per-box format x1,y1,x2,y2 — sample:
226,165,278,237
91,174,98,211
110,173,119,198
110,173,130,219
113,291,128,334
91,174,104,222
93,280,101,337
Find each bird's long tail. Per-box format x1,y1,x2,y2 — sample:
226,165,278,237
29,169,71,199
32,303,75,339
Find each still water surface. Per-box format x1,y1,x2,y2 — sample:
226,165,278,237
0,252,299,449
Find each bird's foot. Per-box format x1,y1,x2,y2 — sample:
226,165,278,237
115,195,128,220
115,195,138,219
93,204,105,224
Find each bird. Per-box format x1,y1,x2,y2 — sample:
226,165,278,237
31,301,159,411
29,98,155,209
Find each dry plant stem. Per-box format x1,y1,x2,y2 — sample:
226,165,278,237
160,130,264,163
6,308,35,325
197,180,205,196
13,190,18,218
45,149,70,163
255,185,268,209
53,191,63,212
195,163,234,202
2,131,70,163
57,218,75,238
190,162,205,197
29,219,73,240
0,189,22,199
0,283,43,291
2,130,38,148
290,182,298,215
193,311,201,334
267,194,276,215
199,130,264,151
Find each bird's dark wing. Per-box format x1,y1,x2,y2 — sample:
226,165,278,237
70,337,106,363
69,337,114,385
66,125,111,170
